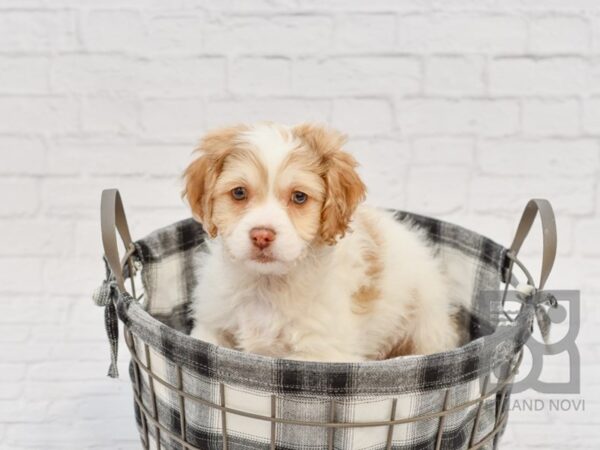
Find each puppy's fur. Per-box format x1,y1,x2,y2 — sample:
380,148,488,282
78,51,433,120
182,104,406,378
184,123,465,362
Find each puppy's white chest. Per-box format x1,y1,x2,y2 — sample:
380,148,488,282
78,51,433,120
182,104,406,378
229,292,296,356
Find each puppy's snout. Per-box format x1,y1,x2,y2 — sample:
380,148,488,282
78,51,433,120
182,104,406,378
250,227,276,249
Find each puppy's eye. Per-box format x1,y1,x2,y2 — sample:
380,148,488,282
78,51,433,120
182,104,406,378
231,187,247,201
291,191,308,205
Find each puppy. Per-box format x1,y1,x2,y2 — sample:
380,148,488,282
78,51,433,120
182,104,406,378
184,123,464,362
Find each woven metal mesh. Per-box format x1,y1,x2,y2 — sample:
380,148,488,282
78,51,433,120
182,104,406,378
124,328,521,450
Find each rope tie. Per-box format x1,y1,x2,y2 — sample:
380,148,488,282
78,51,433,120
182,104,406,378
92,259,121,378
516,283,558,345
532,291,558,345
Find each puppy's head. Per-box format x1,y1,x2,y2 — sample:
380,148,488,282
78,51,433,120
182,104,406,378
183,123,366,274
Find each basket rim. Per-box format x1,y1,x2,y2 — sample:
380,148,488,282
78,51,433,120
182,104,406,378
119,294,533,395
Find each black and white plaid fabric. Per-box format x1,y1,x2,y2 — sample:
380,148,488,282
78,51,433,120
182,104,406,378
109,211,534,450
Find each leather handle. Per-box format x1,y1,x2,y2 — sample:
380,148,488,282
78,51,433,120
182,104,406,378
101,189,134,293
509,199,557,290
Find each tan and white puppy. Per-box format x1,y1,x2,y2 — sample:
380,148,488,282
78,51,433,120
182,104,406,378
184,123,464,362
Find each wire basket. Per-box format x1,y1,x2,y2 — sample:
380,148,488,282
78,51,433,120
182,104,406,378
95,190,557,450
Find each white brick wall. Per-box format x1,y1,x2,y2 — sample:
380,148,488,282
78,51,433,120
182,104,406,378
0,1,598,448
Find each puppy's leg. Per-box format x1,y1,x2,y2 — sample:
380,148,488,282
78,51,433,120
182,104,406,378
411,307,460,355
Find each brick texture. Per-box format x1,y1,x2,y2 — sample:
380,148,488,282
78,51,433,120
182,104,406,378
0,2,598,449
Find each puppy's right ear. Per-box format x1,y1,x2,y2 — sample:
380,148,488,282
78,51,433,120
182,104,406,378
183,125,247,237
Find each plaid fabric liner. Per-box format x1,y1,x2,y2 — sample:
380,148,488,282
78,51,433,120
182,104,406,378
110,211,534,450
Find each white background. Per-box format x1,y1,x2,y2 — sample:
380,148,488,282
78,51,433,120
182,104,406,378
0,0,599,448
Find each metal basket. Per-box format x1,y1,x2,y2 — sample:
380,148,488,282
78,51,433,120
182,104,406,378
95,190,557,450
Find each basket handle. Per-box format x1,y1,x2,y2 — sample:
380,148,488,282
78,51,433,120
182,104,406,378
101,188,134,293
508,199,557,290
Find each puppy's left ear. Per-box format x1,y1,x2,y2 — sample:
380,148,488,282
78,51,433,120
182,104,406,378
321,148,367,244
294,124,366,244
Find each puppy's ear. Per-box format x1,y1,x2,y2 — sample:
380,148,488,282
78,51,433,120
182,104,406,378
183,125,247,237
320,147,367,244
293,124,366,244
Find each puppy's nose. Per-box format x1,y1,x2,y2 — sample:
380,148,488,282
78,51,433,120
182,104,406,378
250,227,276,249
